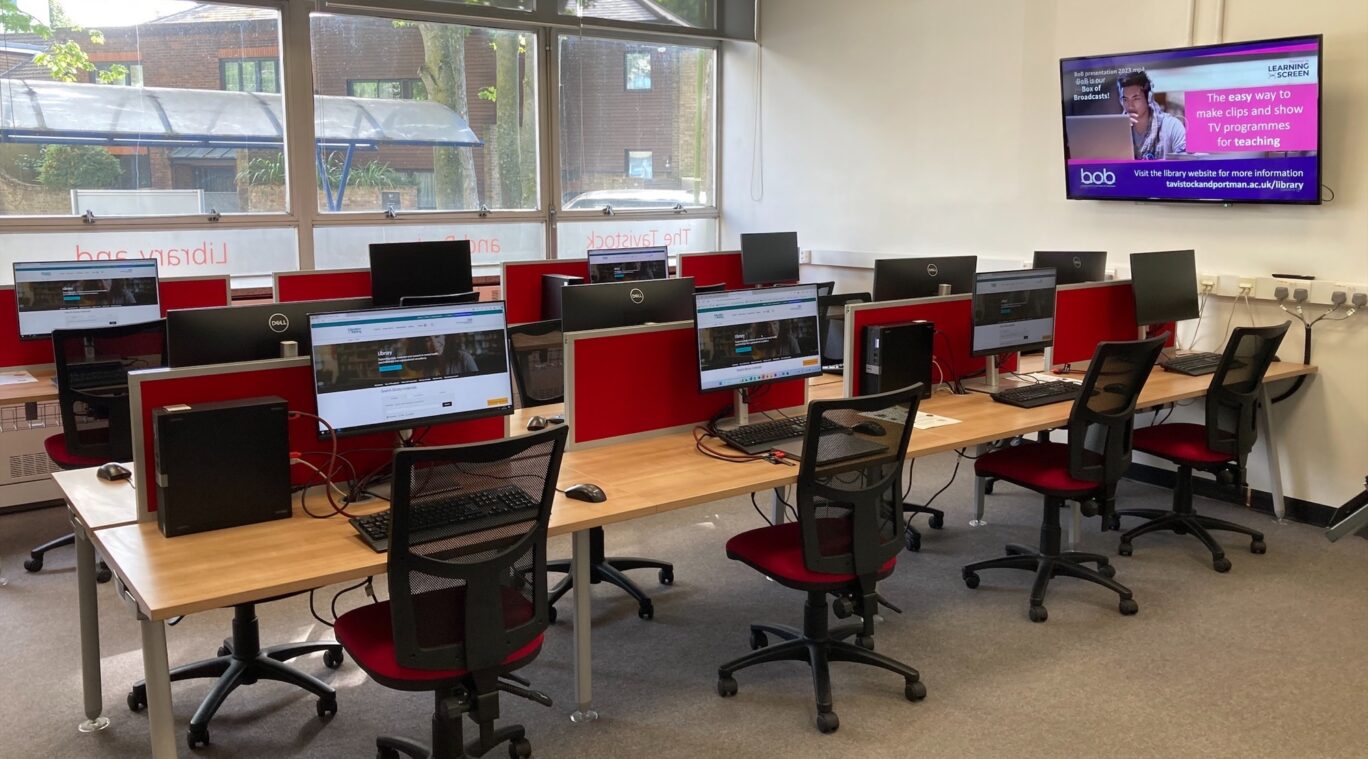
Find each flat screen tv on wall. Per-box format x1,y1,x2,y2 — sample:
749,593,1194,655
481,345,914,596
1059,35,1322,204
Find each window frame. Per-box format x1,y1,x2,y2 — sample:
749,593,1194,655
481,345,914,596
625,149,654,179
220,56,280,93
624,50,652,90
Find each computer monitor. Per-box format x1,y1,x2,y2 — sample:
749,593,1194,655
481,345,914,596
399,291,479,307
872,255,977,301
586,246,669,284
559,277,696,332
368,240,474,307
1032,251,1108,285
13,259,160,340
971,269,1058,357
740,231,800,286
308,302,514,437
694,283,823,392
166,297,372,367
1130,249,1200,326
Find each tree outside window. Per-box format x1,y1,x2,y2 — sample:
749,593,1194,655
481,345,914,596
625,51,651,90
626,150,653,179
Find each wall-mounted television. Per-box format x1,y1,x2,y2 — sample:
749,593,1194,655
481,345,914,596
1059,35,1322,204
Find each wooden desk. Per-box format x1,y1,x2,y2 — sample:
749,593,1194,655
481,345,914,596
0,368,56,405
59,363,1316,757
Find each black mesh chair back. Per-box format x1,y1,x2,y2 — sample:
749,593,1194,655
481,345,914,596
506,319,564,406
387,426,567,676
1065,334,1166,487
796,384,922,586
1204,321,1290,461
813,281,835,298
817,292,871,364
52,319,168,461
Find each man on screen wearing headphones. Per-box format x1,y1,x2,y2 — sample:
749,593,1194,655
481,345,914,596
1119,70,1186,159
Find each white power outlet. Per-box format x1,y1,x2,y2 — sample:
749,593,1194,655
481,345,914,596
1253,276,1305,301
1309,280,1365,306
798,249,813,265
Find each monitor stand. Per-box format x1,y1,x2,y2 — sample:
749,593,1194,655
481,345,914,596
714,388,753,432
962,353,1033,395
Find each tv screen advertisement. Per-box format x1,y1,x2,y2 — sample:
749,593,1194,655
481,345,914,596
1060,35,1321,204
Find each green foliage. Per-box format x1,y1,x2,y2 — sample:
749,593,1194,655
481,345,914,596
478,85,497,102
237,154,286,186
35,145,122,190
239,152,414,191
2,0,112,83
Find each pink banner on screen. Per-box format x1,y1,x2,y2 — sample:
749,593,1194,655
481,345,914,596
1186,83,1318,153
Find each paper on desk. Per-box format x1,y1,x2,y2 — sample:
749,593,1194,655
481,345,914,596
1022,372,1082,385
0,371,37,386
859,408,961,430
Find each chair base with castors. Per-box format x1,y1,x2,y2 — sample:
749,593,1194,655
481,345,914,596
901,500,945,552
126,603,341,749
962,495,1138,623
24,532,113,582
374,683,546,759
718,591,925,733
1115,464,1265,573
546,526,672,622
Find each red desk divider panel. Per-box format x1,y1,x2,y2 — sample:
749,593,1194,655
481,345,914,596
274,269,372,303
159,275,231,316
1053,281,1141,365
501,260,589,325
677,251,745,290
565,323,807,447
128,358,503,517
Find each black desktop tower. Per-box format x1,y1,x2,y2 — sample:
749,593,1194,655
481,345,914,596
860,321,935,399
154,396,293,538
541,274,585,320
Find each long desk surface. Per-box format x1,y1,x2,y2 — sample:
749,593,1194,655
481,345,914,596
0,368,56,405
67,362,1315,623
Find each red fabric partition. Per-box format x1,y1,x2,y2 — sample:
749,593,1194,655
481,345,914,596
132,362,503,513
275,270,372,303
502,260,589,325
1054,283,1142,365
568,325,807,446
677,252,744,290
159,276,230,316
848,297,1010,389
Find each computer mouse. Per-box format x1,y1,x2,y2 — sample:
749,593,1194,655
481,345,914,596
97,463,131,482
564,483,607,503
852,421,886,436
527,416,548,431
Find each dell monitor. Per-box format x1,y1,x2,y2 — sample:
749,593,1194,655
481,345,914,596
694,283,823,393
587,246,669,284
1130,250,1200,326
399,291,479,307
308,302,514,437
167,297,372,367
559,277,696,332
740,232,800,286
13,259,160,340
1032,251,1107,285
971,269,1058,357
368,240,474,307
872,256,977,301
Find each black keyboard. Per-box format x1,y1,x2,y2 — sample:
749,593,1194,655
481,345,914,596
991,380,1082,409
349,484,538,553
717,416,845,454
71,361,128,390
1161,352,1222,376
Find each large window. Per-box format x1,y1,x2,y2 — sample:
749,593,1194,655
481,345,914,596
561,0,714,29
94,63,144,86
311,14,540,214
559,36,715,211
221,58,279,93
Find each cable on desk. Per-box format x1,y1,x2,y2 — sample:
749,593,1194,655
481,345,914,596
694,426,769,463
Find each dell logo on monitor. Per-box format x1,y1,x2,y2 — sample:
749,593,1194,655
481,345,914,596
1080,169,1116,186
268,313,290,333
629,288,645,304
1072,256,1083,269
926,264,939,277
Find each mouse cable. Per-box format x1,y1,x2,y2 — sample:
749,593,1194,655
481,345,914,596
693,426,769,463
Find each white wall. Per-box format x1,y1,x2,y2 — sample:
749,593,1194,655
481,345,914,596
722,0,1368,507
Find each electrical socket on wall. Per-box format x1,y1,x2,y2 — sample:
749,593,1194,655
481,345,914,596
798,249,813,265
1253,276,1305,301
1309,280,1365,306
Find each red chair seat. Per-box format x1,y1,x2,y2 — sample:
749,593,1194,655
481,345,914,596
335,586,542,692
725,519,896,591
1133,423,1232,466
43,434,106,470
974,442,1101,496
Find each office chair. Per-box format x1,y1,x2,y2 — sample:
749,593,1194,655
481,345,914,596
1117,322,1290,571
962,335,1166,622
506,321,674,621
813,281,835,298
717,385,927,733
335,427,566,759
26,321,169,582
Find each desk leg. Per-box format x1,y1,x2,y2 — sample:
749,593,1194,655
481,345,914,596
771,487,786,525
74,521,109,733
140,619,177,758
569,529,597,724
1258,387,1287,523
971,444,989,527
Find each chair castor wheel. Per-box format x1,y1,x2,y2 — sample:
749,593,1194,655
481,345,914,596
1173,525,1188,535
1105,514,1121,531
1119,598,1139,616
928,513,944,530
638,601,654,620
187,725,210,749
905,679,927,701
832,596,855,618
1250,539,1266,555
127,686,146,713
323,649,345,669
1098,562,1117,578
508,737,532,759
749,630,768,650
658,567,674,585
217,645,232,657
962,571,980,590
23,556,42,573
1213,556,1232,573
378,749,401,759
316,694,338,720
547,605,557,625
1028,605,1048,623
856,634,875,651
905,528,921,553
984,480,995,495
717,675,737,697
96,565,112,584
1118,541,1133,557
815,710,839,734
